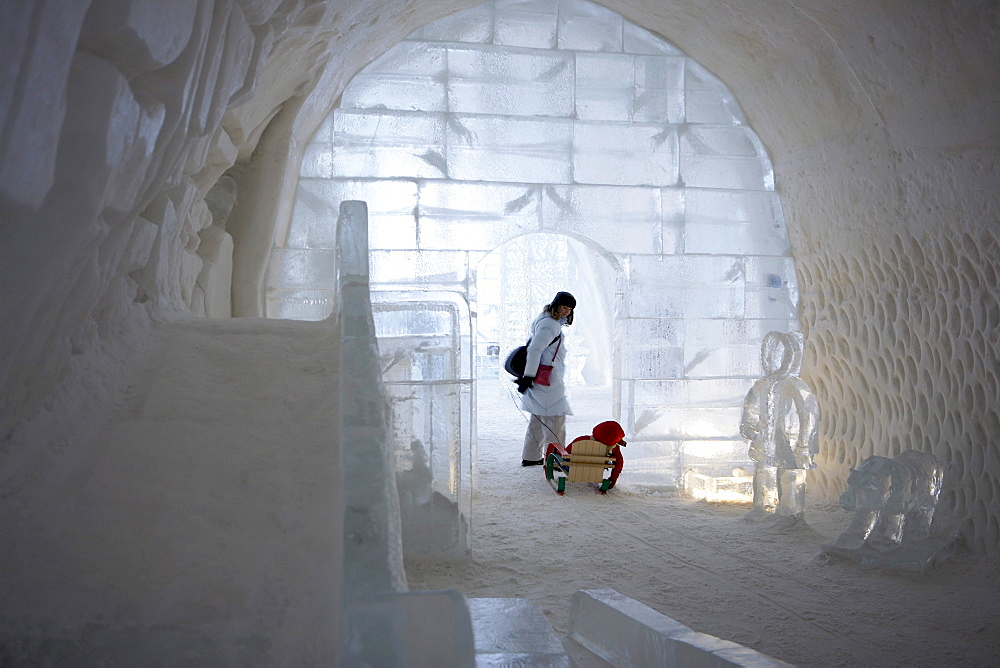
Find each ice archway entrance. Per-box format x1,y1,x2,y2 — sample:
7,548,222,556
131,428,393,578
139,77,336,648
266,0,800,501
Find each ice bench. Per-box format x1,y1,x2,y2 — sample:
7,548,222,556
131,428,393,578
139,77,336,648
570,589,793,667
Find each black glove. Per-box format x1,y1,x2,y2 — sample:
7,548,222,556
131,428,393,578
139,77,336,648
516,376,534,393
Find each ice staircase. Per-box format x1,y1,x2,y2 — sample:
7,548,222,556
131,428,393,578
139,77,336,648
469,598,571,667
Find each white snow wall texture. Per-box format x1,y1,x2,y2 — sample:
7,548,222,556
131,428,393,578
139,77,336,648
1,0,999,557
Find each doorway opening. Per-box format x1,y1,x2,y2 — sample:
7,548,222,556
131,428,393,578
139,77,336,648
474,233,617,468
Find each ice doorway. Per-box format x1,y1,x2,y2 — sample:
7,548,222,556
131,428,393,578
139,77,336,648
475,232,617,466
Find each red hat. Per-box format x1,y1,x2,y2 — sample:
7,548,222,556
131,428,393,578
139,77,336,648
592,420,625,447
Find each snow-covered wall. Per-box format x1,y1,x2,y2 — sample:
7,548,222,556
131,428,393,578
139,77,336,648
0,0,997,637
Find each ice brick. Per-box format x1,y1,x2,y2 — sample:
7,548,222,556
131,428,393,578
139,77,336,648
542,184,661,254
494,0,558,49
299,140,333,179
340,42,447,113
685,187,782,224
288,179,417,250
626,255,746,318
685,220,789,255
745,286,797,319
557,0,623,52
685,189,788,254
332,110,446,179
267,249,337,289
447,46,573,117
686,318,798,348
416,3,494,43
679,125,774,190
613,442,682,489
685,59,748,125
633,55,685,123
447,115,572,183
575,52,633,121
660,188,685,254
684,340,760,378
632,378,751,407
574,121,678,186
369,249,470,287
628,406,742,440
417,181,541,250
620,345,685,379
683,440,752,471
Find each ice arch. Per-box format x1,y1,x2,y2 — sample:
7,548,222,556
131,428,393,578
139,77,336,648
267,0,799,487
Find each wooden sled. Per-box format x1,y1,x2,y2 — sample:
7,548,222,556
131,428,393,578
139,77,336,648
544,439,621,495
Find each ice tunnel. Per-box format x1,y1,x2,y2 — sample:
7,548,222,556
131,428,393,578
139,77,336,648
266,0,800,502
2,0,999,663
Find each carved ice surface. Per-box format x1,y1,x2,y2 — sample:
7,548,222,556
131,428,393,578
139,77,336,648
740,331,819,521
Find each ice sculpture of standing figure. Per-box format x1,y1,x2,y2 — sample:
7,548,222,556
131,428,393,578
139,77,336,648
740,331,819,522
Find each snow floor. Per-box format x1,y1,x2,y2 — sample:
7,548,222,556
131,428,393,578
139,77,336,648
405,384,1000,667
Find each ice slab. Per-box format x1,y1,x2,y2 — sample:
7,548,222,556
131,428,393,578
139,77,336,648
448,46,573,117
631,379,750,407
369,250,471,287
680,125,774,191
494,1,558,49
413,3,494,43
625,255,746,319
574,121,678,187
575,52,634,121
417,181,542,250
447,115,572,183
332,110,446,179
627,405,743,440
685,59,748,125
570,589,792,667
633,55,685,123
340,42,447,113
469,598,569,666
614,441,682,490
542,184,663,254
267,249,338,289
557,0,623,52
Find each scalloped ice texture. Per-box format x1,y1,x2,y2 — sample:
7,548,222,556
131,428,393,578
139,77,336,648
801,228,1000,556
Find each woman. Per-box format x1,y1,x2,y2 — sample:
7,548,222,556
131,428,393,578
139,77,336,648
517,291,576,466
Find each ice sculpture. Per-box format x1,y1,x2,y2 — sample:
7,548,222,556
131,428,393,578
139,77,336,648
834,450,944,551
740,331,819,522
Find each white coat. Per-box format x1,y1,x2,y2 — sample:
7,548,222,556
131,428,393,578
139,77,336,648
517,311,572,417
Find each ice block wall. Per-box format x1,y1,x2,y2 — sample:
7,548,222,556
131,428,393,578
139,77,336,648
268,0,798,489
